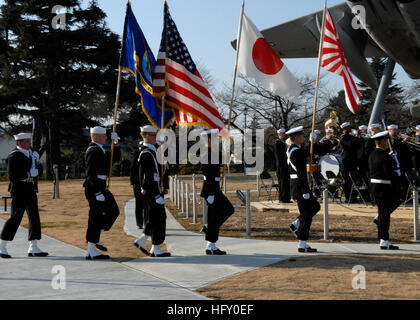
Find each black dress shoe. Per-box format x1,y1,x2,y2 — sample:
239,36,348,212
298,247,317,253
380,245,399,250
373,218,379,226
85,254,110,260
289,224,298,238
133,242,150,256
200,225,208,234
0,253,11,259
206,249,227,255
96,244,108,252
28,252,49,257
151,252,171,257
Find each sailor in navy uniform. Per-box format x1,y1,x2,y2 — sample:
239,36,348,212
84,126,120,260
130,140,145,229
274,128,291,203
0,133,48,259
338,122,359,202
200,129,235,255
133,125,170,257
286,126,320,253
369,131,400,250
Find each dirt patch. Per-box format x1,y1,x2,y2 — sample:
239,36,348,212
0,178,151,262
196,254,420,300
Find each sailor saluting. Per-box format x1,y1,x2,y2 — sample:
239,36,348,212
0,133,48,259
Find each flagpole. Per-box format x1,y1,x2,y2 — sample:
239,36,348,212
221,0,245,192
308,0,327,186
160,1,169,194
107,67,122,188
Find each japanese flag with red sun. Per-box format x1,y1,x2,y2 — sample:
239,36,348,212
236,13,302,100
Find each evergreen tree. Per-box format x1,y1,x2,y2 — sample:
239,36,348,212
0,0,145,178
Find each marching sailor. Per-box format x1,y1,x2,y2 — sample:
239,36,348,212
133,125,170,257
338,122,359,203
0,133,48,259
369,131,400,250
200,129,235,255
286,126,320,253
83,126,120,260
130,140,145,229
274,128,291,203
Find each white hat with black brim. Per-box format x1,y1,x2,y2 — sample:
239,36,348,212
90,126,106,134
325,128,334,133
371,131,389,140
387,124,398,130
369,123,381,129
277,128,286,134
340,122,351,129
358,125,368,130
140,125,158,133
285,126,304,136
200,129,219,136
13,132,32,141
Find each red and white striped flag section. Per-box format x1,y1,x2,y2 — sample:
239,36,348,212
153,2,225,131
321,9,360,114
176,110,197,126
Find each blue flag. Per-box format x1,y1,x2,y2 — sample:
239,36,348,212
119,3,174,128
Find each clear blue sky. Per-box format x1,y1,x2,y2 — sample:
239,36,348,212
96,0,413,93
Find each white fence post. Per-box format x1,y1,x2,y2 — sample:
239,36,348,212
246,189,251,236
185,183,190,219
192,174,197,224
323,189,329,241
181,182,185,213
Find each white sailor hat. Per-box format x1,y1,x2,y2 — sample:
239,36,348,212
138,140,144,146
369,123,381,129
416,125,420,131
358,125,368,130
340,122,351,129
140,125,158,133
200,129,219,136
277,128,286,134
387,124,398,130
90,126,106,134
13,132,32,141
371,131,389,140
325,128,334,133
314,130,321,135
285,126,304,136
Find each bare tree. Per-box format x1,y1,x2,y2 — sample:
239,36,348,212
214,74,331,133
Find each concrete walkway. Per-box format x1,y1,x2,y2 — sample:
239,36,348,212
0,219,206,300
123,199,420,290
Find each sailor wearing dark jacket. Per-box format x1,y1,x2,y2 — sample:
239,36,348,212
200,129,234,255
84,126,120,260
0,133,47,259
286,126,320,253
369,131,400,250
130,140,145,229
274,128,291,203
133,125,170,258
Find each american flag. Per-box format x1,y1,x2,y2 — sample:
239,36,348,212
321,9,360,114
176,110,197,126
153,2,225,130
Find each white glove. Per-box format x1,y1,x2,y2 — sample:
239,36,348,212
155,196,164,205
309,132,317,142
303,193,310,200
32,151,40,161
207,195,215,204
95,193,105,202
111,132,119,144
157,136,168,144
394,169,401,177
30,168,38,177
